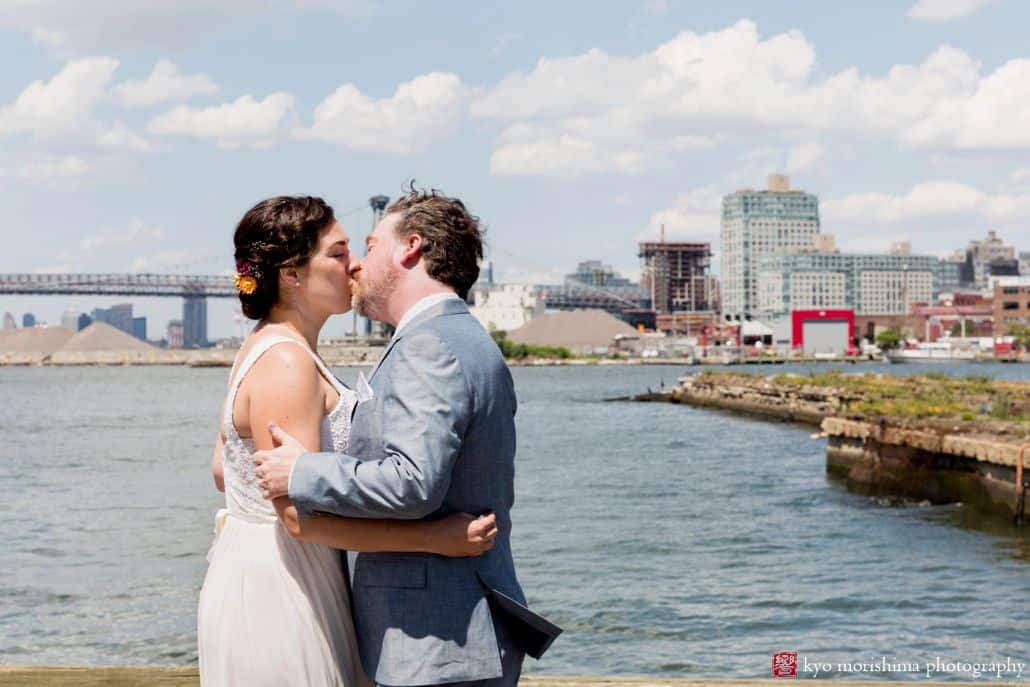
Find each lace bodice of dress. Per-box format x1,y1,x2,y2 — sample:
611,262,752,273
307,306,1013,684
220,335,357,518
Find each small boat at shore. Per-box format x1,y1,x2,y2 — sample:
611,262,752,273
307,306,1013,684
886,341,977,363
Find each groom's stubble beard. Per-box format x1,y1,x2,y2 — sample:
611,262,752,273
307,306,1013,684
353,265,399,321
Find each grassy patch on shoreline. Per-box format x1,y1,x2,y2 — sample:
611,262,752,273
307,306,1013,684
699,369,1030,433
490,330,573,360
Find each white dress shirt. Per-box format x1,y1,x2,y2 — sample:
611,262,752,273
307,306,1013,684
392,291,462,338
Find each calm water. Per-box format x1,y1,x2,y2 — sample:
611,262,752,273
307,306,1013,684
1,362,1028,680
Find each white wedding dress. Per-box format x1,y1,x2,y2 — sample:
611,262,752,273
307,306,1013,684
197,335,369,687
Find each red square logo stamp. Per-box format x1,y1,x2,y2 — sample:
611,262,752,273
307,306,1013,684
772,651,798,678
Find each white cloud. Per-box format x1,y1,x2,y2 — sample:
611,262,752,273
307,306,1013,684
96,121,153,152
899,57,1030,149
786,142,824,173
469,20,1030,177
0,57,119,139
908,0,995,21
148,93,295,148
78,219,164,255
824,179,1030,225
490,131,645,177
113,60,219,107
642,186,722,242
18,156,89,179
471,47,654,122
291,72,469,153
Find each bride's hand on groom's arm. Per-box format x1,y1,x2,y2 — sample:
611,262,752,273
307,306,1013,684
426,512,498,557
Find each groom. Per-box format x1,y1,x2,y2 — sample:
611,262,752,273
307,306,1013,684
254,188,557,687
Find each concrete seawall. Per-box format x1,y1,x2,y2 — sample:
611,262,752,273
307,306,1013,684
632,372,1029,522
823,417,1026,520
0,345,385,367
0,667,994,686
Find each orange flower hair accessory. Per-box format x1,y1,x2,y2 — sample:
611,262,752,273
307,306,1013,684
234,259,262,295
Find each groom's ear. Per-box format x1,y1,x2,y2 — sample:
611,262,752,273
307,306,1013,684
398,232,424,267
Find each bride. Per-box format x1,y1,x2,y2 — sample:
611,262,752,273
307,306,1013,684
197,196,498,686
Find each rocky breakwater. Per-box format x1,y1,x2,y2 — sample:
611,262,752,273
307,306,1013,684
634,371,1030,522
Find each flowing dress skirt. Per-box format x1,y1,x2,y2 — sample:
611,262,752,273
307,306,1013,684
197,510,370,687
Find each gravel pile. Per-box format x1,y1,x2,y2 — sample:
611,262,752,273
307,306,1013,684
508,309,637,350
0,326,75,353
60,322,155,351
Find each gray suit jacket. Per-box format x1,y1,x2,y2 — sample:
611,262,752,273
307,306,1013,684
289,298,527,685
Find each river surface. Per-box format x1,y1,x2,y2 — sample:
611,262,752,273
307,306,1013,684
1,361,1028,680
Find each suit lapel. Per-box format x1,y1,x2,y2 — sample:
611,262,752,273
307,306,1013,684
366,298,469,384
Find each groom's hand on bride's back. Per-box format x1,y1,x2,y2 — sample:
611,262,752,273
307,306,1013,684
253,421,307,500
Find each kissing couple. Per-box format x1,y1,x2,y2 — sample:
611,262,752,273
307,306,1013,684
197,189,559,686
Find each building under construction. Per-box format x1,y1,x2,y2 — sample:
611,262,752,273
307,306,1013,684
638,239,719,334
640,240,717,307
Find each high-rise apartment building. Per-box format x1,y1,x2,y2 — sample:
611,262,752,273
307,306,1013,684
721,174,820,318
757,251,938,318
965,230,1016,287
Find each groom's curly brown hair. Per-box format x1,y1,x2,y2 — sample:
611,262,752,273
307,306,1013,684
386,184,484,300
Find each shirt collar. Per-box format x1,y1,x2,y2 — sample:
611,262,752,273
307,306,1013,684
393,292,461,337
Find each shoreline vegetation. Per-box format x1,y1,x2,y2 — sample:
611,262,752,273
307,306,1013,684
667,370,1030,434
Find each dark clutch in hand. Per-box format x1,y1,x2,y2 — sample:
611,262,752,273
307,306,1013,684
486,587,563,660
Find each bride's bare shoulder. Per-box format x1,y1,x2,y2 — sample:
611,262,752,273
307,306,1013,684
243,334,319,386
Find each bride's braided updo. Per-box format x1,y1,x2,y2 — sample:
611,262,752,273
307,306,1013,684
232,196,336,319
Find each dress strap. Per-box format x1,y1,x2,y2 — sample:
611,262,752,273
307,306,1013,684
222,335,319,437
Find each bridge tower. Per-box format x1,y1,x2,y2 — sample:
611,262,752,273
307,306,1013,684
183,295,208,348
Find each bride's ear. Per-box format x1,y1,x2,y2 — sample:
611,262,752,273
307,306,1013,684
280,266,301,288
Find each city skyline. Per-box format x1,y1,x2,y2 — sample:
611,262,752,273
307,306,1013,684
2,0,1030,336
3,218,1023,342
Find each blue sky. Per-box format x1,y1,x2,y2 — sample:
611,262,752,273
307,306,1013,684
1,0,1028,338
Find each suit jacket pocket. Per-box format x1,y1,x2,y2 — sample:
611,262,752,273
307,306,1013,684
357,560,427,589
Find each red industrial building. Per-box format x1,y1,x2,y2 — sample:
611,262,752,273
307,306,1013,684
791,309,855,355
